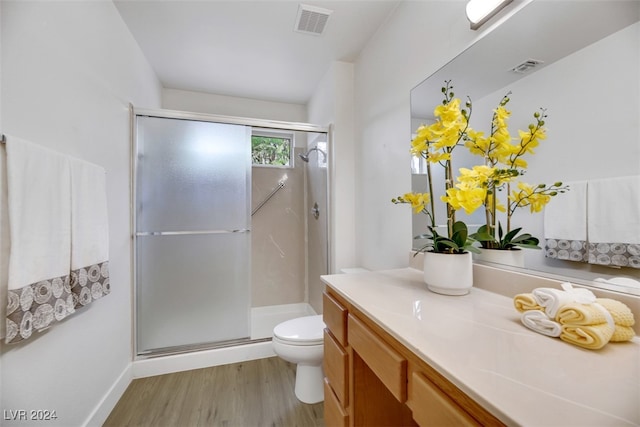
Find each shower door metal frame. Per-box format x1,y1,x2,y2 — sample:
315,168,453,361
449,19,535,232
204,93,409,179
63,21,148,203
130,105,330,359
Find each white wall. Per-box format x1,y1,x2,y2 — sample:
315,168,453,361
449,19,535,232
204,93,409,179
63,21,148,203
307,62,355,313
353,1,475,269
352,0,534,270
307,61,356,277
0,2,161,426
162,87,307,124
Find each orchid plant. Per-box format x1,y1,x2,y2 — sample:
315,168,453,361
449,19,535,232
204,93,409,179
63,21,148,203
462,90,569,250
393,81,480,254
394,80,568,254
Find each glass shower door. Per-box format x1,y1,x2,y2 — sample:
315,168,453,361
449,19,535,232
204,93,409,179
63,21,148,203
135,116,251,355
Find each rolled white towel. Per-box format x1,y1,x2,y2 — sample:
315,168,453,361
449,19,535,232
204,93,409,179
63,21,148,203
532,283,596,318
521,310,562,337
532,288,574,318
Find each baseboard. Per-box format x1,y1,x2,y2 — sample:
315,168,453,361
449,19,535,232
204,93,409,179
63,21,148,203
83,363,132,427
132,340,276,379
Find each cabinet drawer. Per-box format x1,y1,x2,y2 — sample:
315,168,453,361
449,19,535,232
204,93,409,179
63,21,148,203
324,329,348,406
324,378,349,427
412,372,479,427
323,291,348,346
348,314,407,402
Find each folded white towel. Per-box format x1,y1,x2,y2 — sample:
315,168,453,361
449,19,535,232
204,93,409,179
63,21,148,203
521,310,562,337
532,288,574,319
543,181,588,262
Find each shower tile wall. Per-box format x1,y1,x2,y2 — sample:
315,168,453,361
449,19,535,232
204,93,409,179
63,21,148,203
305,146,328,314
251,149,306,307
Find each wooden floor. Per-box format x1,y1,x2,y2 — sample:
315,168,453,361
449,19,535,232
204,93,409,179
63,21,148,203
104,357,324,427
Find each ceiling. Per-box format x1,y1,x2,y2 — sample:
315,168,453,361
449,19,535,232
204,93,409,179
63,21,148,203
114,0,402,105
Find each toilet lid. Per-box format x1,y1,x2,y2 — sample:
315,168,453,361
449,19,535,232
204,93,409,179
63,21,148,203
273,314,325,345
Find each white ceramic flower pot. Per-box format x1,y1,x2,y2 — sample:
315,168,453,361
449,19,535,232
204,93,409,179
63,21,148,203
423,251,473,296
474,248,525,268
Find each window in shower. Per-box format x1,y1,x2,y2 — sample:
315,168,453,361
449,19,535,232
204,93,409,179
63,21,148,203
251,129,294,167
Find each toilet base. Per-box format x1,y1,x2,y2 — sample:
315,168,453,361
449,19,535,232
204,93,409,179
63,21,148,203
294,363,325,404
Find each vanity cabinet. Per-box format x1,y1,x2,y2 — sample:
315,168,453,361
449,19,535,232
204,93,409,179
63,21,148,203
323,288,504,427
323,291,350,427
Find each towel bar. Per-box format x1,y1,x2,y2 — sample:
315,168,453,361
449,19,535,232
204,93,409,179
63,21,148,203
252,181,286,216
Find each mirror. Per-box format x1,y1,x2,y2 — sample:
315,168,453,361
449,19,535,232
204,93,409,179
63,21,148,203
410,0,640,295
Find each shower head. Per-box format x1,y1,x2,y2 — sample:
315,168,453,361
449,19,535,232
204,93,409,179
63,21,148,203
298,146,327,163
298,152,310,163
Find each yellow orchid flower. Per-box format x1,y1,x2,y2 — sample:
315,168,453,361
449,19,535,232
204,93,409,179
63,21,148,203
396,81,563,254
442,187,486,215
403,192,431,214
486,194,506,213
427,151,451,163
508,182,553,213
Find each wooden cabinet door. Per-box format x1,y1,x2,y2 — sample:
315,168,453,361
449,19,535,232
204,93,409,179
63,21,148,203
411,372,480,427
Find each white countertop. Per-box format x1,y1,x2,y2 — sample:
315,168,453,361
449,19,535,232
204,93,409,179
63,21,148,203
321,268,640,427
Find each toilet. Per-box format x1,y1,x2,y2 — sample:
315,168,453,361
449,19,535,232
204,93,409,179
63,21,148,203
272,314,325,404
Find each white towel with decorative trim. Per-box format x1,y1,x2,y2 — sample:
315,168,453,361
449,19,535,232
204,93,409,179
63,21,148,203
587,175,640,269
543,180,588,263
3,137,110,344
4,137,72,343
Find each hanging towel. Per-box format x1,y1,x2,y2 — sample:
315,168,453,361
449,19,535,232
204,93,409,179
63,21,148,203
543,180,588,263
4,137,72,344
521,310,562,337
69,158,110,307
587,175,640,269
0,143,9,339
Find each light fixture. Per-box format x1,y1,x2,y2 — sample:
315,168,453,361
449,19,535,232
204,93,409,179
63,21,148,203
466,0,513,30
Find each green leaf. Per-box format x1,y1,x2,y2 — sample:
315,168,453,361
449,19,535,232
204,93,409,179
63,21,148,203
503,227,523,243
464,245,482,254
469,231,495,242
512,242,542,250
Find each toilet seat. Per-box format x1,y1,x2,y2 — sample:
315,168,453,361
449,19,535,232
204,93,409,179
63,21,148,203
273,314,324,346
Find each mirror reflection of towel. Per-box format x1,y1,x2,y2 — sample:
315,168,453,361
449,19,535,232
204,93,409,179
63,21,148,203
587,175,640,269
543,181,588,262
69,158,110,308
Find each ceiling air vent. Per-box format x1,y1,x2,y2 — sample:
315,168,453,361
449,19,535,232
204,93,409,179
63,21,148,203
510,59,544,74
294,4,333,36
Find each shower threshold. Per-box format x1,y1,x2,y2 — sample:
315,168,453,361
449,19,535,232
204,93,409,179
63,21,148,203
135,303,316,359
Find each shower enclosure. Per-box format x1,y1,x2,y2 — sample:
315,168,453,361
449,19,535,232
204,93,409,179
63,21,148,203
132,108,329,357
